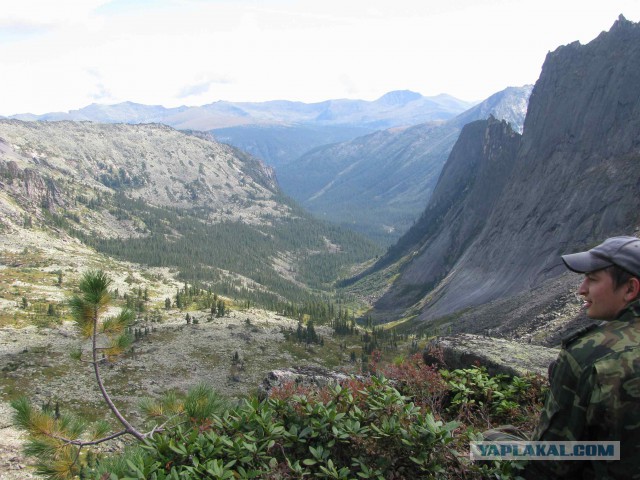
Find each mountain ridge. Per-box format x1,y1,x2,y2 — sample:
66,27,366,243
8,90,476,131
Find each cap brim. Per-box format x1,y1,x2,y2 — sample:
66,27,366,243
562,251,612,273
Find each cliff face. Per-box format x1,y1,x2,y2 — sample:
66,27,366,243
371,16,640,324
372,117,521,319
0,161,63,212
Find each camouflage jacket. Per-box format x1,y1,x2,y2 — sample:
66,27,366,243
527,299,640,479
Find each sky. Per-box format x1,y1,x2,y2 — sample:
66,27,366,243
1,0,639,116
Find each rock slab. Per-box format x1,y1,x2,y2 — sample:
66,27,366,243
427,333,559,377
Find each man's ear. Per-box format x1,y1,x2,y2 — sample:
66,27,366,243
625,277,640,301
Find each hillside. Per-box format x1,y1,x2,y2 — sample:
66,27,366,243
278,86,532,244
211,124,376,170
0,120,381,307
0,121,384,480
365,16,640,333
0,121,280,217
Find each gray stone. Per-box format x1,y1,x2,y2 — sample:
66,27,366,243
258,366,354,399
428,333,559,377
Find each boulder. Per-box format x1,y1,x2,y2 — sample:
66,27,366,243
426,333,559,377
258,365,353,399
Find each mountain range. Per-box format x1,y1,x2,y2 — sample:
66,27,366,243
9,91,474,131
2,16,638,345
7,88,532,245
278,86,532,243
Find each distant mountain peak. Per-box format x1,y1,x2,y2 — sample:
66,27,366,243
375,90,423,106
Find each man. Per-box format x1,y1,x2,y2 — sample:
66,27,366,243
526,236,640,478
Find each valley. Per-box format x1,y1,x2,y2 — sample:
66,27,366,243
0,120,387,477
1,14,640,479
0,230,398,478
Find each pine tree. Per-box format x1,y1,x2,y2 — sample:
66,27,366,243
216,299,225,317
11,270,155,478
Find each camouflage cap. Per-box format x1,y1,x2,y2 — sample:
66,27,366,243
562,236,640,277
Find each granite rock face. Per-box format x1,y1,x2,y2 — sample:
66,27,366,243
371,16,640,324
0,160,63,211
372,117,521,320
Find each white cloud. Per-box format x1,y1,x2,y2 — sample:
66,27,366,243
0,0,639,115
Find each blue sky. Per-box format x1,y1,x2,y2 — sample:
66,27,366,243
1,0,639,116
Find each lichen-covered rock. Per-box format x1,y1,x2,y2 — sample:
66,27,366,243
427,333,559,377
258,366,354,399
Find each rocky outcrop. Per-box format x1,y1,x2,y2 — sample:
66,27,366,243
257,366,354,399
427,334,559,377
0,160,63,211
257,334,557,401
370,16,640,324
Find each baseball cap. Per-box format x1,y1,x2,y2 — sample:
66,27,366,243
562,236,640,277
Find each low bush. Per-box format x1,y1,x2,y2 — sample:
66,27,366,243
84,360,545,479
90,377,460,479
441,366,546,431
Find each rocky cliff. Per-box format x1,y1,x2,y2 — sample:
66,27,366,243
0,161,63,212
369,16,640,327
371,117,521,319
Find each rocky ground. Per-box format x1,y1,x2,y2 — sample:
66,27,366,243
0,219,358,478
0,306,349,478
0,400,34,479
438,272,595,348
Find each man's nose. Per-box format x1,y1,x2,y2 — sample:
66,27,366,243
577,277,588,296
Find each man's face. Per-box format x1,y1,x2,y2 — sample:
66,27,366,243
577,269,629,320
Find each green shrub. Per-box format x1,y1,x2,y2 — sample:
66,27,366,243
85,367,541,479
89,377,464,479
441,366,546,429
